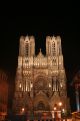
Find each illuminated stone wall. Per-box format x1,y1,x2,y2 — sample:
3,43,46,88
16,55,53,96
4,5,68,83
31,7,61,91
13,35,70,117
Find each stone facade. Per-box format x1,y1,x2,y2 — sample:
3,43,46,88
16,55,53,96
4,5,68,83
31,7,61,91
13,35,70,118
0,70,8,120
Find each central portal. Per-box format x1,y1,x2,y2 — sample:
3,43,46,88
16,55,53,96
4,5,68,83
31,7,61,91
38,101,45,110
33,75,52,119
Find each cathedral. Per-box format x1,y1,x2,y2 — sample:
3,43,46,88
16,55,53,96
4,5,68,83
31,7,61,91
13,35,70,120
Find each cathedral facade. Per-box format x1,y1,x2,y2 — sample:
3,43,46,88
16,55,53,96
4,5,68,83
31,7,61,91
13,35,70,119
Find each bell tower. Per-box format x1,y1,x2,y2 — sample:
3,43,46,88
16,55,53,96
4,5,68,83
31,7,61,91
19,35,35,57
13,36,35,114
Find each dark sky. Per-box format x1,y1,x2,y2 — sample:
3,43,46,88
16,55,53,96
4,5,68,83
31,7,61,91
0,15,80,111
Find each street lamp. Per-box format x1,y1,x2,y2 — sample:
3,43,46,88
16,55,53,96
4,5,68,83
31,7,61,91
52,104,58,120
52,102,64,120
58,102,62,107
21,108,26,121
58,103,66,120
58,102,63,120
54,106,57,111
62,108,65,113
22,108,24,112
20,108,25,115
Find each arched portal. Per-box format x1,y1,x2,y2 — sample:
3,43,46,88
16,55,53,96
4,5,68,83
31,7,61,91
38,101,45,110
33,95,52,119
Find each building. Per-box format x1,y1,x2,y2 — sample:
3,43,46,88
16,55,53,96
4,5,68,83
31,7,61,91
13,35,70,120
0,70,8,120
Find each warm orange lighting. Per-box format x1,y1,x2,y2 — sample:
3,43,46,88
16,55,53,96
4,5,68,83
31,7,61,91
19,83,21,88
54,107,57,111
58,102,62,106
62,108,65,112
13,35,69,115
22,108,24,112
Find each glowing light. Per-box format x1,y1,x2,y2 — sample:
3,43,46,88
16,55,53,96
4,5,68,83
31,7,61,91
58,102,62,106
62,108,65,112
54,107,57,111
19,83,21,88
22,108,24,112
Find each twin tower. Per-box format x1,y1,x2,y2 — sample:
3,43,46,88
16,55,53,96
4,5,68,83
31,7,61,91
13,35,70,119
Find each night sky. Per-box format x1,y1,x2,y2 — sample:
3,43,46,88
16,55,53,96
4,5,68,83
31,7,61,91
0,15,80,112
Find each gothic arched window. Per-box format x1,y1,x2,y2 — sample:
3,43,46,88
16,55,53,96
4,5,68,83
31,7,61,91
52,41,56,55
25,42,29,56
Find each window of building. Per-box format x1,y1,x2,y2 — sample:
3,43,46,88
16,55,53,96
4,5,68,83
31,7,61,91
52,42,56,55
25,42,29,56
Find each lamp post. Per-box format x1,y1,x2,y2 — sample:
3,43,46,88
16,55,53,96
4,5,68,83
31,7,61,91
58,102,67,121
58,102,62,120
52,102,64,120
20,108,26,121
22,108,25,112
54,105,58,121
51,104,58,120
